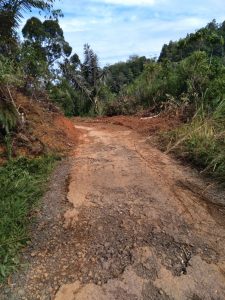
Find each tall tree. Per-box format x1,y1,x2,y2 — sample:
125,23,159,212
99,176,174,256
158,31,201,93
0,0,56,54
22,17,72,65
0,0,59,133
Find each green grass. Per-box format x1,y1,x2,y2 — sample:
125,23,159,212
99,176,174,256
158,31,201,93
0,156,57,283
164,108,225,182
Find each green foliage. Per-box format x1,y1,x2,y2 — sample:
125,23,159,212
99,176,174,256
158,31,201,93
22,17,72,65
114,45,225,182
119,51,225,112
165,100,225,181
94,85,116,116
59,44,110,116
20,17,72,94
59,55,92,115
4,134,13,160
80,43,106,114
0,55,22,86
0,101,18,134
0,0,57,55
0,156,56,282
49,79,77,116
0,55,23,134
82,44,100,87
20,42,50,90
105,55,149,94
0,1,66,105
159,19,225,62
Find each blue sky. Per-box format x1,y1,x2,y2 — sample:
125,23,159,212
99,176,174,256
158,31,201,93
25,0,225,66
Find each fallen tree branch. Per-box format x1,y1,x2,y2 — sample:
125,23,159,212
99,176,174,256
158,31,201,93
6,85,20,117
140,113,160,120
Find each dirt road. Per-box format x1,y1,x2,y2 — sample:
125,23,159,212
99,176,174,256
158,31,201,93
2,122,225,299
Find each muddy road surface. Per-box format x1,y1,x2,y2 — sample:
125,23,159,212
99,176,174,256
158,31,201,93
2,122,225,300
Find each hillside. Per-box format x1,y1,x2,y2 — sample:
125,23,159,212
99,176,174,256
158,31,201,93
0,92,79,161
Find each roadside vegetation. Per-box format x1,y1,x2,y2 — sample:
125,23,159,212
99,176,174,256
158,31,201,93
0,156,56,282
164,102,225,181
105,20,225,182
0,0,64,283
119,50,225,181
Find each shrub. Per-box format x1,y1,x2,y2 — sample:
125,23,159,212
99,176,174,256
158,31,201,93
0,55,23,134
165,99,225,181
0,156,56,282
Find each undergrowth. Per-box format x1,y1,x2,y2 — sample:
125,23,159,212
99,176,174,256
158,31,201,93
164,100,225,182
0,155,57,283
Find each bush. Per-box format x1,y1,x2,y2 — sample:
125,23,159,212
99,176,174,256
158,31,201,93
0,55,23,134
0,156,56,282
165,99,225,181
49,80,76,116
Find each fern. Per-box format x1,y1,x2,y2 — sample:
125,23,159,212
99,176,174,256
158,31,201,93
0,55,22,134
0,99,17,133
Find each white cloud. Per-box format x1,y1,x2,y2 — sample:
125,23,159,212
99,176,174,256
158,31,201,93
61,15,208,66
101,0,156,5
60,19,88,32
23,0,225,65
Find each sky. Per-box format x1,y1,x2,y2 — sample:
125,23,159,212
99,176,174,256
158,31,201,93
25,0,225,66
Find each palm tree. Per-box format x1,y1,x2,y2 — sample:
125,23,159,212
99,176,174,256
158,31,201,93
0,1,55,132
0,0,55,53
